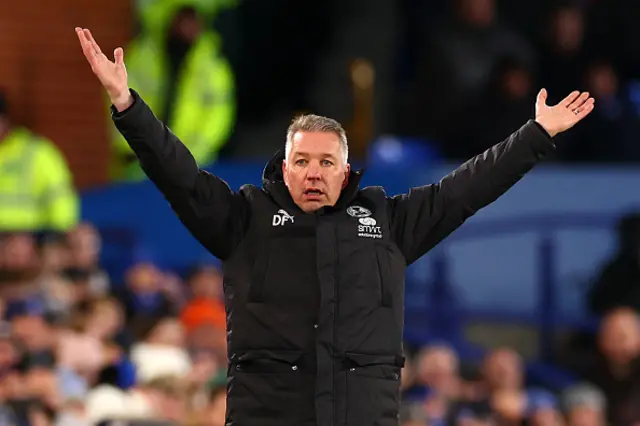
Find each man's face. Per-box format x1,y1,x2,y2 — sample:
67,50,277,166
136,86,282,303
599,310,640,365
483,348,523,391
567,407,604,426
282,131,350,213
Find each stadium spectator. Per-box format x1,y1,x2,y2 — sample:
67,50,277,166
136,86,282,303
117,261,179,324
585,308,640,426
180,264,225,335
444,55,536,159
109,3,235,181
403,0,534,145
538,4,588,105
0,90,79,234
589,212,640,315
561,383,607,426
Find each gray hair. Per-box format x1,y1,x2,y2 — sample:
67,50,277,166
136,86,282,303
285,114,349,165
561,383,606,412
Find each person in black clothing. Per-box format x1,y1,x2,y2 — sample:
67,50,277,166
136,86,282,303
76,27,594,426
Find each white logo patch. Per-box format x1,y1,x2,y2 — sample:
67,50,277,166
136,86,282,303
272,209,294,226
347,206,372,218
357,216,382,239
359,217,376,226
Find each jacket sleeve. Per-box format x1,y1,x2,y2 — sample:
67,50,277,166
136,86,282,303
388,120,555,265
111,89,249,260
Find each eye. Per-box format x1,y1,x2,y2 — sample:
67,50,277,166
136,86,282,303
321,159,334,166
295,159,307,166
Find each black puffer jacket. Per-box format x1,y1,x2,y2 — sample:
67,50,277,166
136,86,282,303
112,89,556,426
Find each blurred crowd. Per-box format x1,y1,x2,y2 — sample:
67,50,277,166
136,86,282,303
400,307,640,426
0,226,227,426
394,0,640,163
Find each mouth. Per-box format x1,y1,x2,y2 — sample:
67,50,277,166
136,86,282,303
303,188,324,200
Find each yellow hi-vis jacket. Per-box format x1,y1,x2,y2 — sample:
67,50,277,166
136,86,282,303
135,0,239,40
0,128,79,232
110,30,235,181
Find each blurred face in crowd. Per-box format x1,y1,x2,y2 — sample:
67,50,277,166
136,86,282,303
126,262,163,294
205,389,226,426
491,389,526,421
11,316,53,352
39,240,70,274
25,366,59,408
586,62,618,99
67,223,101,269
503,66,532,100
0,337,18,372
530,407,565,426
0,234,37,271
400,358,414,390
190,267,223,299
566,405,604,426
283,131,350,213
148,318,185,347
188,323,227,356
457,0,495,28
483,348,523,391
416,345,459,397
552,7,584,53
86,298,123,339
599,308,640,366
170,8,201,43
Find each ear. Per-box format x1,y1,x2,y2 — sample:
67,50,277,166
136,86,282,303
282,160,288,186
342,163,351,189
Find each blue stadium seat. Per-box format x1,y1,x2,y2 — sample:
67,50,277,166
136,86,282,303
367,136,441,168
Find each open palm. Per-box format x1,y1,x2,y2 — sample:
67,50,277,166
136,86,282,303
535,89,595,138
76,28,129,108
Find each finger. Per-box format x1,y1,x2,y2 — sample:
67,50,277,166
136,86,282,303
573,98,595,120
536,88,548,108
83,28,102,55
76,28,97,64
559,91,580,108
75,27,91,53
114,47,124,65
568,92,590,111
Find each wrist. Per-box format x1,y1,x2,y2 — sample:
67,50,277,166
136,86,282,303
534,119,557,138
111,89,133,112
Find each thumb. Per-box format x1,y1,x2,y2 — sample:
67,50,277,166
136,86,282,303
114,47,124,65
536,88,548,109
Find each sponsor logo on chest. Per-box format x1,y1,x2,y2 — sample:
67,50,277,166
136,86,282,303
272,209,294,226
347,205,383,239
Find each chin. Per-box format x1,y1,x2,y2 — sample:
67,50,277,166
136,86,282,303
300,200,326,213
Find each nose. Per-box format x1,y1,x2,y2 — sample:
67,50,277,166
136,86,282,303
306,162,322,181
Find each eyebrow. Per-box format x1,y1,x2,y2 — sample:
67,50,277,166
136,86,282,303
294,152,338,160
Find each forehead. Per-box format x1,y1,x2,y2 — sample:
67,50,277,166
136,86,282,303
290,131,342,157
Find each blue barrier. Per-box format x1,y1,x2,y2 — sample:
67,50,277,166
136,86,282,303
401,213,616,390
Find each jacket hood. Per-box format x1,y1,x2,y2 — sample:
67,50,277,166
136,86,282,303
261,149,365,212
262,148,287,185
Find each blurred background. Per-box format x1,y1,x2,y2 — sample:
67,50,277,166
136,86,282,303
2,0,640,425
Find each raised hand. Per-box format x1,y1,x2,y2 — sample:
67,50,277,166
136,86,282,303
534,89,595,138
75,27,132,111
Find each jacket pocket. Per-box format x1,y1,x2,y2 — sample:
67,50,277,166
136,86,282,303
375,244,393,307
228,349,315,425
344,352,401,426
